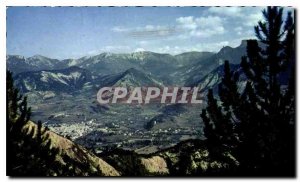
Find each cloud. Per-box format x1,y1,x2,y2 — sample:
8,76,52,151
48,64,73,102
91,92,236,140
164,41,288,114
176,15,225,38
208,7,242,17
111,26,128,32
128,26,178,39
114,15,226,40
87,45,133,55
138,40,149,46
87,49,100,55
234,26,243,31
192,41,230,52
243,12,263,26
108,7,271,55
207,7,264,27
134,48,146,52
149,41,234,55
112,25,179,39
234,26,243,35
176,16,197,30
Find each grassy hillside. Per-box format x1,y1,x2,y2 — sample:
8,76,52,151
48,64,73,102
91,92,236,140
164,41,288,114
23,121,120,176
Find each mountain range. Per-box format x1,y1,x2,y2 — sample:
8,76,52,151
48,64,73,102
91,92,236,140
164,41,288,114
8,40,248,93
7,39,293,175
7,40,256,153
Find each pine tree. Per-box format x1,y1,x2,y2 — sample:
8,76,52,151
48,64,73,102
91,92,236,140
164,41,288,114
240,7,295,174
7,70,62,176
201,7,295,176
7,70,31,175
201,87,234,160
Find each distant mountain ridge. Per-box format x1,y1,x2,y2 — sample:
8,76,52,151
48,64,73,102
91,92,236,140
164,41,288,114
8,40,249,87
7,54,68,74
95,68,164,88
14,66,165,95
183,40,248,86
14,66,93,93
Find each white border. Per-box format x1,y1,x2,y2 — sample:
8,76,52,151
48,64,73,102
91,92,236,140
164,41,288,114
0,0,299,6
0,0,299,182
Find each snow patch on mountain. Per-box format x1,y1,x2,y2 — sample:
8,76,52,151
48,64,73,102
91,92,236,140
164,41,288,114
67,59,79,66
40,71,83,85
24,79,36,91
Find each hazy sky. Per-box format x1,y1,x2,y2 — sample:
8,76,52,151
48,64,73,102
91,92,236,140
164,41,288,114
6,6,292,59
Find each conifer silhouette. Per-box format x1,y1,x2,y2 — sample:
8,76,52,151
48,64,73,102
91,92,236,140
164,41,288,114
201,7,295,176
